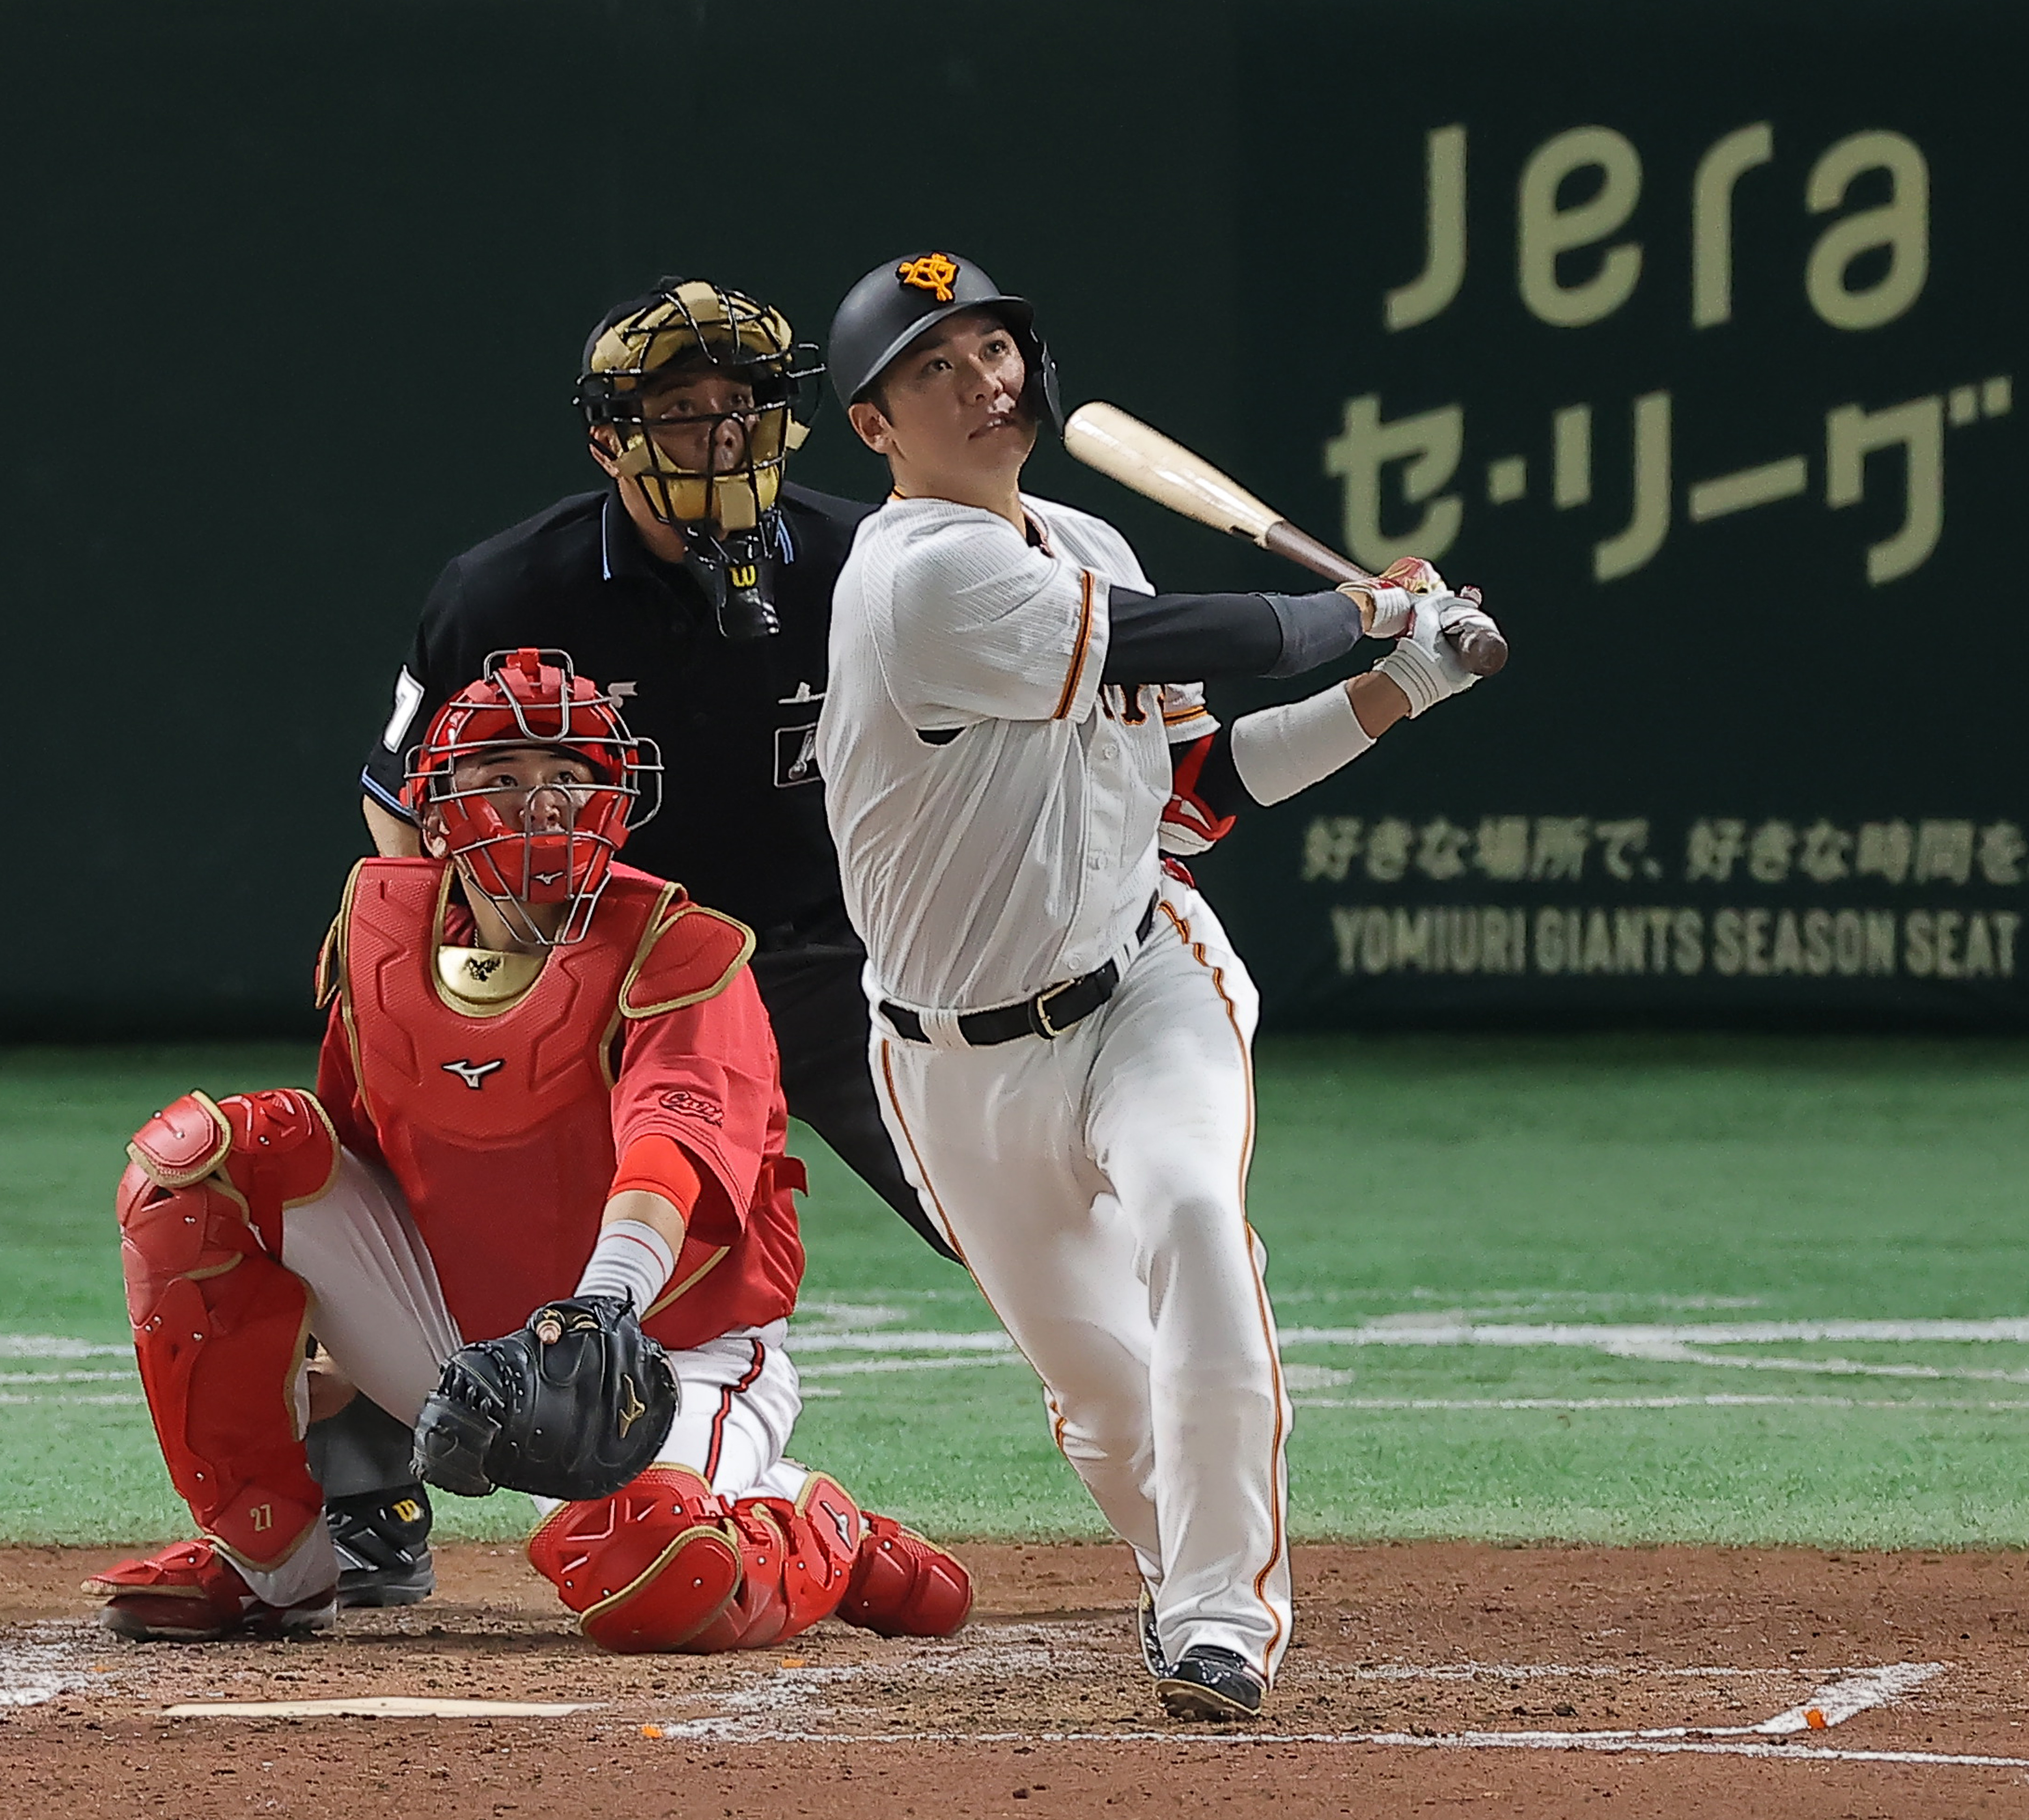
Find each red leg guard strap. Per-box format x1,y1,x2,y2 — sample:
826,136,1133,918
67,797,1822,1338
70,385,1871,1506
688,1472,866,1653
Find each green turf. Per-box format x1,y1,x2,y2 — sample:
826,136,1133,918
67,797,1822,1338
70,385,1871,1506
4,1035,2027,1550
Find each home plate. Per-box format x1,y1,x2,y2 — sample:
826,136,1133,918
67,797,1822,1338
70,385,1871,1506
161,1697,600,1719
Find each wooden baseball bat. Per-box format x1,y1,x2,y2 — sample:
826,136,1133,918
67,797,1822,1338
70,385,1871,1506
1063,401,1508,677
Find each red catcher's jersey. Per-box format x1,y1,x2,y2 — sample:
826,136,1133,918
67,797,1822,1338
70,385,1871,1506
314,858,804,1352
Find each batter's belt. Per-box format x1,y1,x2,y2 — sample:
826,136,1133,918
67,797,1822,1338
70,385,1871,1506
881,897,1159,1047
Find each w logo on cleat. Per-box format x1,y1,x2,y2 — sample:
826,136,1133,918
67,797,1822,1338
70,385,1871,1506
441,1058,506,1090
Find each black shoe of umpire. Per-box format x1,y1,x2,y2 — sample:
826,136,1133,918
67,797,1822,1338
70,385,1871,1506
326,1485,436,1608
1158,1645,1267,1721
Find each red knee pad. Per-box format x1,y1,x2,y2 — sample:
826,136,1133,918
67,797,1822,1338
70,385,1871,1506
531,1471,868,1656
116,1089,337,1571
528,1467,743,1655
837,1513,974,1638
127,1089,339,1250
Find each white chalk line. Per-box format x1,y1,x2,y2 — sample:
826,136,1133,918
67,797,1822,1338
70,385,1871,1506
653,1664,2029,1761
644,1727,2029,1770
652,1662,2029,1768
0,1396,145,1412
0,1336,130,1359
164,1697,600,1719
782,1317,2029,1360
0,1370,132,1385
14,1316,2029,1408
0,1624,105,1708
0,1393,143,1407
799,1353,1012,1378
1285,1319,2029,1346
653,1652,1954,1754
1293,1394,2029,1413
787,1316,2029,1397
1342,1663,1771,1682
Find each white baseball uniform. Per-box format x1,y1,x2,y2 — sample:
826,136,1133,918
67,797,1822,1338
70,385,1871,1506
816,492,1292,1678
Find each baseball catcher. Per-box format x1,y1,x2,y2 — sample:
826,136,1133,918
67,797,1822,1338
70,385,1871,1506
88,648,969,1652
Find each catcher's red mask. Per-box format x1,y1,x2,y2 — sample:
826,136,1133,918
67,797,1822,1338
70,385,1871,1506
402,649,662,945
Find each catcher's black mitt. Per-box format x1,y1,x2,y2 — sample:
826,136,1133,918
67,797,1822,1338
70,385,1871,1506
411,1295,678,1502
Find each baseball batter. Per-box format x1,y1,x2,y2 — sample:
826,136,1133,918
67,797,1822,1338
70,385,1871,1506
88,649,968,1653
816,252,1498,1719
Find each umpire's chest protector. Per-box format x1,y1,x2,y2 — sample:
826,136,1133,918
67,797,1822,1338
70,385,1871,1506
328,858,678,1342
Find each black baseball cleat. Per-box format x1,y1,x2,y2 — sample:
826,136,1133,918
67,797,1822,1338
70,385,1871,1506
1158,1645,1267,1721
326,1485,436,1608
1136,1587,1167,1678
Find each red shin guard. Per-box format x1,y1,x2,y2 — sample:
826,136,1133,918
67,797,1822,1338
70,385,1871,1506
836,1512,974,1638
529,1470,866,1656
118,1090,340,1572
527,1467,743,1654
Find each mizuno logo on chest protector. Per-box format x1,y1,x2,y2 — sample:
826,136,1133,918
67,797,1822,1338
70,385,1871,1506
441,1058,506,1090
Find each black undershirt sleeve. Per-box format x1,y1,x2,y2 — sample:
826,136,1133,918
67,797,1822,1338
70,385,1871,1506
1100,585,1361,684
1190,725,1253,819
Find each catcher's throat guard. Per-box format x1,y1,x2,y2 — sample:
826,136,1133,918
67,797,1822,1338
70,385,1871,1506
413,1294,679,1503
577,278,822,638
402,648,662,947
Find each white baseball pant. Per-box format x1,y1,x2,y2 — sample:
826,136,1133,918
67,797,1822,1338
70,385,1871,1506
870,881,1292,1678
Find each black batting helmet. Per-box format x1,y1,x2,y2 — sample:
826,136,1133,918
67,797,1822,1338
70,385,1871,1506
827,251,1063,433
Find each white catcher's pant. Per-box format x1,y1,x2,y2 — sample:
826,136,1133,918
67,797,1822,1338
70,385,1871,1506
872,882,1293,1678
241,1150,806,1605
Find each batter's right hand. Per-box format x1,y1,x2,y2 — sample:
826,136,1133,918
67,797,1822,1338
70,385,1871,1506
1373,591,1491,716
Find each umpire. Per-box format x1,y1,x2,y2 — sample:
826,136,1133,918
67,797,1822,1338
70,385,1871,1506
315,275,956,1608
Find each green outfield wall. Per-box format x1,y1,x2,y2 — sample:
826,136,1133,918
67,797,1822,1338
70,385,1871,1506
3,0,2020,1035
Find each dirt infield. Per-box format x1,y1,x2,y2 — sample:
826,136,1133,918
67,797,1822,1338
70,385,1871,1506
4,1541,2027,1818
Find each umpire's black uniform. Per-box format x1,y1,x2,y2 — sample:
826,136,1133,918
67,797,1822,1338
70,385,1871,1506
360,478,954,1266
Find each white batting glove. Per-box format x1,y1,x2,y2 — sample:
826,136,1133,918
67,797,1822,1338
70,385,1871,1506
1341,556,1452,640
1374,592,1482,716
1436,584,1500,649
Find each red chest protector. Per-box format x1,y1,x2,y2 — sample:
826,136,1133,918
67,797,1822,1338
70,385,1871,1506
327,858,729,1343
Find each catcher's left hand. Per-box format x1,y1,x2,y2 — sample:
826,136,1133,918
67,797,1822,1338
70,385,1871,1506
412,1295,678,1502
